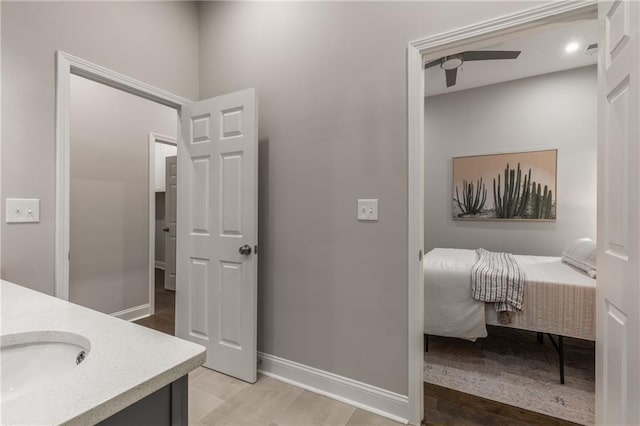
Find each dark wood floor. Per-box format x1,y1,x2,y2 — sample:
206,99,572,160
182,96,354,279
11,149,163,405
135,271,579,425
135,269,175,335
424,326,593,425
423,383,580,426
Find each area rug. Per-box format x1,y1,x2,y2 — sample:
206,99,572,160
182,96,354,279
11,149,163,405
424,326,595,425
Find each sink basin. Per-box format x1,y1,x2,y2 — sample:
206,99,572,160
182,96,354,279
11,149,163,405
1,331,91,403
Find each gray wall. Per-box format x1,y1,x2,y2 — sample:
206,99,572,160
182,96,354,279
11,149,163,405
1,0,550,397
1,1,198,294
69,75,176,314
198,1,544,394
425,66,597,256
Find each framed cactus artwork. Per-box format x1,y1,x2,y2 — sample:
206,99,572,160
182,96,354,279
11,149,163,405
452,149,557,221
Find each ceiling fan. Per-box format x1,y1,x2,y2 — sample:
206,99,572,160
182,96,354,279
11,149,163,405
425,50,521,88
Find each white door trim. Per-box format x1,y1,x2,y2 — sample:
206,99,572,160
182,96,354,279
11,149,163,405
55,50,190,301
405,2,597,424
148,132,177,315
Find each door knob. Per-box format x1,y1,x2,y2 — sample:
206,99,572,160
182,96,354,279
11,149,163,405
239,244,252,255
163,227,170,232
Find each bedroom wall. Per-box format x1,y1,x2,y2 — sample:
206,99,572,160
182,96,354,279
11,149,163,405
198,0,546,395
1,1,198,294
69,75,176,315
424,65,597,256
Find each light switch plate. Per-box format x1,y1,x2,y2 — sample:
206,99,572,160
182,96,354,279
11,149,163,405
357,199,378,221
6,198,40,223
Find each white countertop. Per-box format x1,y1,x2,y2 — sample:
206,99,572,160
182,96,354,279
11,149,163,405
0,280,206,425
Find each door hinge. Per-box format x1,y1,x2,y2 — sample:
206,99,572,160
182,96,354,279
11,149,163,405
419,249,423,261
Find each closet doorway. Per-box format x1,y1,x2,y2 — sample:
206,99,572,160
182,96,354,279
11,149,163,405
142,133,178,332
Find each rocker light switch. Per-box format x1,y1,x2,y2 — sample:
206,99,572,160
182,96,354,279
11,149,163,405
357,199,378,221
6,198,40,223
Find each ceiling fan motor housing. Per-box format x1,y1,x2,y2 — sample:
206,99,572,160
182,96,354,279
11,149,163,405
441,55,464,70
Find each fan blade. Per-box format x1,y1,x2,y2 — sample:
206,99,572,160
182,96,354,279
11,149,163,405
425,58,442,69
461,50,521,61
445,68,457,87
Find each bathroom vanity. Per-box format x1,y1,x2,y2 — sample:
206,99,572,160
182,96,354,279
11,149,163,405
0,280,206,425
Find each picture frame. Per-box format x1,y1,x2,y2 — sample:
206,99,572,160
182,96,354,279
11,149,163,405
452,149,557,221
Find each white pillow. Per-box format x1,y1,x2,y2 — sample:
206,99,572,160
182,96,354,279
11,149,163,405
562,238,597,277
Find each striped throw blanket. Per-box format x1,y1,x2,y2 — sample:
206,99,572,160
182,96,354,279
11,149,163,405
471,249,526,322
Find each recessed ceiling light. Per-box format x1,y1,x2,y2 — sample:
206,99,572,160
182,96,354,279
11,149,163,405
565,42,580,53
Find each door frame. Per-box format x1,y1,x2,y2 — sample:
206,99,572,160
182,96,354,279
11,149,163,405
405,2,597,424
54,51,190,305
148,132,177,315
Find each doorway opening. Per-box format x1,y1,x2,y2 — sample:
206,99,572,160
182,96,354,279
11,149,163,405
67,74,178,324
59,58,186,352
404,3,613,425
422,18,597,425
54,51,189,305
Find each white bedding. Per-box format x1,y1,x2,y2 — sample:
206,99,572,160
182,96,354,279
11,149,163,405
485,254,596,340
424,248,487,340
424,248,596,341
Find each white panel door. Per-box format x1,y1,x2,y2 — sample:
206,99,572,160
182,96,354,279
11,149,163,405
597,1,640,424
164,155,177,291
176,88,258,383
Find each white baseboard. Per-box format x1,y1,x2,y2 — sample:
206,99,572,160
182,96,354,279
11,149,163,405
155,261,165,270
258,352,409,424
111,303,150,322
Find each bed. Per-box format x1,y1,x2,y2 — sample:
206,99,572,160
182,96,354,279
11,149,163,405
424,247,596,382
424,247,596,341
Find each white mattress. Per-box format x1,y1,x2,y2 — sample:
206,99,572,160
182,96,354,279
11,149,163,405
424,248,596,341
424,248,487,341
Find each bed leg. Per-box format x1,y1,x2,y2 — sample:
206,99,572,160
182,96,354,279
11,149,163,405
559,335,565,385
537,332,544,344
546,333,565,384
424,334,429,353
